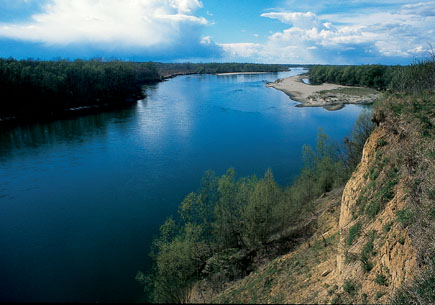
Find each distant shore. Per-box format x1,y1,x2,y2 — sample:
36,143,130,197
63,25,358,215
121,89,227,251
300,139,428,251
266,75,380,108
216,72,270,76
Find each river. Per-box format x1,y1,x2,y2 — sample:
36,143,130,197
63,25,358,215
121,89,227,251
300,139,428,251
0,68,366,302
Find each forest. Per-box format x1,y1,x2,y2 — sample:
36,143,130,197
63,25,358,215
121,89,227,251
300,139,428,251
155,62,290,77
309,59,435,95
0,59,290,122
0,59,160,121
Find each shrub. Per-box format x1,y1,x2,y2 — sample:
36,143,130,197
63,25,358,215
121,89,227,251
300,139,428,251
347,222,361,246
361,231,376,272
366,200,380,218
375,274,388,286
396,209,414,227
343,279,358,296
383,221,393,233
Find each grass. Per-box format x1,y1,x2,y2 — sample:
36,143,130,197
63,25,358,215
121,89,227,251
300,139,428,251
396,208,414,227
375,274,388,286
365,166,400,218
383,221,393,233
377,138,387,147
361,231,376,272
366,200,381,218
347,222,361,246
343,279,358,296
321,87,379,96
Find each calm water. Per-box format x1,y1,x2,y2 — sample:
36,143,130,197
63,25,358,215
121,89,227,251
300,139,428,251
0,68,365,302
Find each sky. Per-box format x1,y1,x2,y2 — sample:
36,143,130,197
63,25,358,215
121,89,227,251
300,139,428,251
0,0,434,64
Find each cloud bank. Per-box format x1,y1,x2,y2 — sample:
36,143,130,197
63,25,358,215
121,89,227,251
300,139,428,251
0,0,222,60
220,2,435,64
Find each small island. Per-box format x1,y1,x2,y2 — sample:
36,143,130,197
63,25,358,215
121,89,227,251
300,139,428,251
267,74,380,109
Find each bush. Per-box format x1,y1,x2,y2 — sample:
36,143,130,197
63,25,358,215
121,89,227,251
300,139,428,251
361,231,376,272
343,279,358,296
347,222,361,246
375,274,388,286
396,209,414,228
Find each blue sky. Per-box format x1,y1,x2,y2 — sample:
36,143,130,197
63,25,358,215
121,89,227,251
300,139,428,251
0,0,434,64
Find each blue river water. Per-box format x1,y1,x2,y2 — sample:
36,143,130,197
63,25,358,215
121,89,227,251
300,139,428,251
0,68,366,302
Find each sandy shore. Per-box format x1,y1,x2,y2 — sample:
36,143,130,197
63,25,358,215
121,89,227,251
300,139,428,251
216,72,269,76
266,75,380,108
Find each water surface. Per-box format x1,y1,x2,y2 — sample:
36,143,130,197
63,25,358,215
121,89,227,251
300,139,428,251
0,68,365,302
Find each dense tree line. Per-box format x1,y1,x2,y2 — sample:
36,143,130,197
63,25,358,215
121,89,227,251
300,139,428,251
0,59,292,122
309,57,435,96
0,58,160,120
155,62,290,77
138,111,375,303
309,64,400,90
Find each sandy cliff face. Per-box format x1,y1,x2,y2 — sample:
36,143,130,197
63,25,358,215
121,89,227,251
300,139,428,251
337,122,419,303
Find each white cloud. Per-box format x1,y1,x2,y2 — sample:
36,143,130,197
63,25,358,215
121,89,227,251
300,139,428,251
0,0,208,49
400,2,435,16
261,12,323,29
222,2,435,63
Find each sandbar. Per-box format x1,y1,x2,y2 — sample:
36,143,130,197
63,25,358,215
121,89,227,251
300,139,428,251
266,75,380,108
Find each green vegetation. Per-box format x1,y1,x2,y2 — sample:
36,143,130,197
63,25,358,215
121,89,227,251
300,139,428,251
343,279,358,296
347,222,361,246
318,87,379,96
309,64,399,90
395,209,414,228
141,120,372,302
155,62,289,77
383,221,393,233
140,57,434,303
361,231,376,272
342,109,375,172
375,274,388,286
309,57,435,96
0,59,289,122
0,58,160,120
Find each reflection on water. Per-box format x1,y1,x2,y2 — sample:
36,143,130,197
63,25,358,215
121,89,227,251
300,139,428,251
0,68,365,302
0,107,137,162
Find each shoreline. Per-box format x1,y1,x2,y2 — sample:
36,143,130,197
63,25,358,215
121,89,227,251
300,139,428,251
266,75,380,108
216,72,270,76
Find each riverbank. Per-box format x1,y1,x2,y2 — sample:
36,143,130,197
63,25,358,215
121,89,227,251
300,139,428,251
266,74,380,107
216,72,269,76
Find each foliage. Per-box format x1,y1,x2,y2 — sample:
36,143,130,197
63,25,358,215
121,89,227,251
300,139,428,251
395,209,414,228
141,129,362,302
343,279,358,296
342,109,375,173
309,65,398,90
361,231,376,272
347,222,361,246
375,274,388,286
0,58,160,120
309,56,435,97
155,62,290,77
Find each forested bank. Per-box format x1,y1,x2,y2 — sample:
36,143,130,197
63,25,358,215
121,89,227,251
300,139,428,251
155,63,290,78
0,59,292,123
309,58,435,95
0,59,160,121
